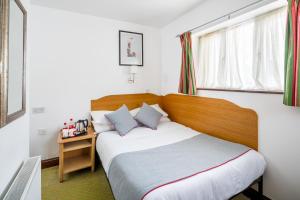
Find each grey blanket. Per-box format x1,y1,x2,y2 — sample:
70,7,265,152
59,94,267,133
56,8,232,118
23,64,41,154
108,134,250,200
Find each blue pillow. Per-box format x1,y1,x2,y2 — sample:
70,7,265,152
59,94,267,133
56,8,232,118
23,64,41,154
105,105,138,136
135,103,163,130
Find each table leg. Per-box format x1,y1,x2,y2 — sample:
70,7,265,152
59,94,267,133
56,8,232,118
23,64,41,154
59,144,64,182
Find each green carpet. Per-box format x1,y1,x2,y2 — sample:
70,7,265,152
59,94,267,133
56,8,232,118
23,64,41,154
42,166,249,200
42,166,114,200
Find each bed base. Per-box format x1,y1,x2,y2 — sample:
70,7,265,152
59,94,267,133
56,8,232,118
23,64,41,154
92,93,263,199
230,176,264,200
258,176,264,197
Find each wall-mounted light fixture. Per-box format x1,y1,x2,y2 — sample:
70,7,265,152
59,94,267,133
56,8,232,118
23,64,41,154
128,57,139,84
129,65,138,84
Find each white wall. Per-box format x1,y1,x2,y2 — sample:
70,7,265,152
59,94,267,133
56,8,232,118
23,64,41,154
0,0,30,195
161,0,300,199
29,5,161,160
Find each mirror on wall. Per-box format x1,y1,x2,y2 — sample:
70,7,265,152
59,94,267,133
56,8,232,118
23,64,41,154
0,0,26,127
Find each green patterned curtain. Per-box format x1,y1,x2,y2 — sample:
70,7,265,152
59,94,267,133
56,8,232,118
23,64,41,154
284,0,300,106
178,32,197,95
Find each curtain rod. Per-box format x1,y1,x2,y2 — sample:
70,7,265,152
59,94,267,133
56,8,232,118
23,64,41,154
176,0,266,38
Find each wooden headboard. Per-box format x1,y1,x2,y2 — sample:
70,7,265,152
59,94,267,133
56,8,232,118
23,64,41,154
91,93,162,111
162,94,258,150
91,93,258,150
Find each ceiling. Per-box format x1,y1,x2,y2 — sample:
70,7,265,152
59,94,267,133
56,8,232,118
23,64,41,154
31,0,205,27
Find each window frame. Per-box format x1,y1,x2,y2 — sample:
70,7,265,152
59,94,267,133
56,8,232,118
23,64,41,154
197,87,284,94
194,3,287,94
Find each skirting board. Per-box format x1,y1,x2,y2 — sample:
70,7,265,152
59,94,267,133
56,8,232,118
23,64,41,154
41,157,58,169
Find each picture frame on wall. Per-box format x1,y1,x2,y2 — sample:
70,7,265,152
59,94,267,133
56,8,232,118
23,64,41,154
119,30,143,66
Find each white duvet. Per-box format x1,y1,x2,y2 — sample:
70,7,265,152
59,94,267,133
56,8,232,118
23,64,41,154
96,121,266,200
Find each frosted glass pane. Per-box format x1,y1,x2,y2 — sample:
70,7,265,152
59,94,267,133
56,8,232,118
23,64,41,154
7,0,24,115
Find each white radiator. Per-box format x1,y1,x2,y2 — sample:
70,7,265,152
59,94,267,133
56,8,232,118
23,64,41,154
2,156,41,200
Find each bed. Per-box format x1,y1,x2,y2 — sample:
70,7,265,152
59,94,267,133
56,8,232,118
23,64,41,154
91,93,266,200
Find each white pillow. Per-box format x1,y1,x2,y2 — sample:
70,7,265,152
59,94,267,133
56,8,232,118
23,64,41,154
130,107,140,116
130,104,168,117
90,111,113,125
92,121,114,134
91,104,170,133
151,104,168,117
160,117,171,123
90,111,116,133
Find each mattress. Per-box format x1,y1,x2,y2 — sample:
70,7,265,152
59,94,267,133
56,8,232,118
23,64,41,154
96,121,266,200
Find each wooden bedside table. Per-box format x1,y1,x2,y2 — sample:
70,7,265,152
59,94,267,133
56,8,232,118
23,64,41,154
57,127,96,182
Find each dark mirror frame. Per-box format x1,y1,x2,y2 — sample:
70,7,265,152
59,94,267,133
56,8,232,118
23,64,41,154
0,0,27,127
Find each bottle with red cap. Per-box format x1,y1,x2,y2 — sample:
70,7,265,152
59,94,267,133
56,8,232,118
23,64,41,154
62,122,69,138
69,118,75,129
68,118,76,137
63,122,68,129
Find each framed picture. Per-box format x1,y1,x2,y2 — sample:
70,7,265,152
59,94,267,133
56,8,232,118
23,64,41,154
119,30,143,66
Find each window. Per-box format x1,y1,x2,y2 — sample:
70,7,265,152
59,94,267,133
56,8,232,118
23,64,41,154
197,6,287,92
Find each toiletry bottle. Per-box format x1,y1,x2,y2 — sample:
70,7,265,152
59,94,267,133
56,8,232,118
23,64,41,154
63,122,68,129
68,118,76,137
69,118,75,129
62,122,69,138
